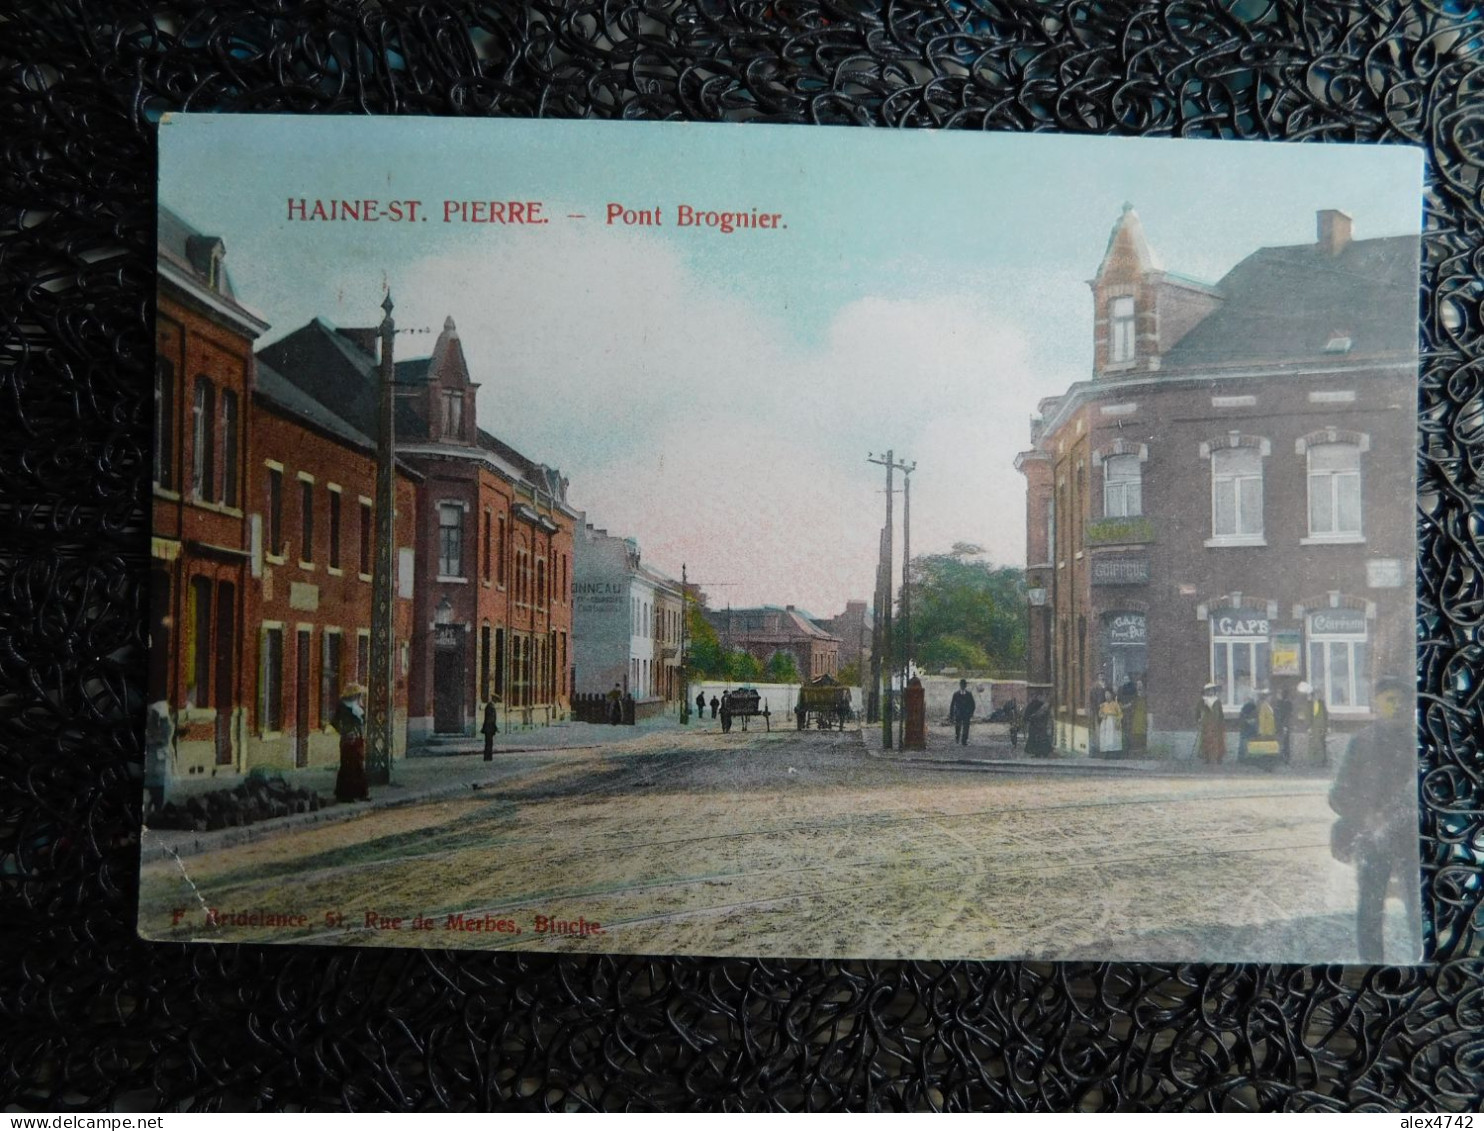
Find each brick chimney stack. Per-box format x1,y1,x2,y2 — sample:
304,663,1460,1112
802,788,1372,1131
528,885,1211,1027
1317,209,1352,256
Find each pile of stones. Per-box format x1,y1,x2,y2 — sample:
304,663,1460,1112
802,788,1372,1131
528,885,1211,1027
148,775,328,832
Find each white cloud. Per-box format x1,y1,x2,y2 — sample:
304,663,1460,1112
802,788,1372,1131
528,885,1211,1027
382,227,1054,612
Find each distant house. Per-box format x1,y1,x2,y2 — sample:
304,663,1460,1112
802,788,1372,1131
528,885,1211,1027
705,605,841,680
572,521,683,706
812,600,873,676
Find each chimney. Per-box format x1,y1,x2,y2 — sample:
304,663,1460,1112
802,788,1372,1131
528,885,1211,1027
786,604,795,612
1317,209,1352,256
336,326,380,359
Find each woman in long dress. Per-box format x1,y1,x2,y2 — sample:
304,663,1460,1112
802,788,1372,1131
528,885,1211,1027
1197,683,1226,765
333,683,369,803
1097,690,1123,755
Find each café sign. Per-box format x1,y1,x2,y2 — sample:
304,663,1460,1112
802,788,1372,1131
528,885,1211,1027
1107,613,1146,644
1212,611,1270,638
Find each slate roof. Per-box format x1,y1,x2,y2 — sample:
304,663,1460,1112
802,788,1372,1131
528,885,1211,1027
255,359,374,450
476,427,537,479
713,606,841,642
257,318,427,439
157,204,267,330
1160,235,1418,369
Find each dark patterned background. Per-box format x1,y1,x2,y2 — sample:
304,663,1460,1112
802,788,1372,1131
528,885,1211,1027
2,0,1481,1112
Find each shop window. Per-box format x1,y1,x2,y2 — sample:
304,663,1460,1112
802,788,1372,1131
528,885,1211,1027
1210,609,1272,711
1103,454,1142,518
1306,609,1369,712
1307,443,1362,538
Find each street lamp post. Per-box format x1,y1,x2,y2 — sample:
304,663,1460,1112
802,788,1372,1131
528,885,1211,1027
366,293,397,786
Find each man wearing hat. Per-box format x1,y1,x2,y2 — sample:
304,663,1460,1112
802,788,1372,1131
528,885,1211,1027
1196,682,1225,765
1328,674,1422,962
950,679,976,746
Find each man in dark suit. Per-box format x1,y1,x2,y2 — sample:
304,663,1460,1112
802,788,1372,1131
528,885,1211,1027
950,679,976,745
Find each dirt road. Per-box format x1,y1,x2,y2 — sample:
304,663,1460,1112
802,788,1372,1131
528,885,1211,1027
139,727,1410,962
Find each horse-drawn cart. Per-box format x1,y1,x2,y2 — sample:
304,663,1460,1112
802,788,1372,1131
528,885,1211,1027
795,676,854,731
721,687,769,732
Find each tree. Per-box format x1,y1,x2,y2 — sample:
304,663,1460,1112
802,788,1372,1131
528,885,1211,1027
837,661,861,686
766,651,801,683
902,545,1026,673
727,650,763,682
687,605,728,679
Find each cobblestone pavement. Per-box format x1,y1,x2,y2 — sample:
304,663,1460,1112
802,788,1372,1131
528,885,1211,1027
138,723,1417,964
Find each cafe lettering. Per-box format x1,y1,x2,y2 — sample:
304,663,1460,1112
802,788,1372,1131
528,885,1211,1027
1213,612,1270,638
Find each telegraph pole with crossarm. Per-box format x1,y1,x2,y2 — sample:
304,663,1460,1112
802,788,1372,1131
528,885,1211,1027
868,450,914,750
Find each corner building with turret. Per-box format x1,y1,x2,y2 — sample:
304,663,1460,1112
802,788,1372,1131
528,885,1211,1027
1016,205,1418,757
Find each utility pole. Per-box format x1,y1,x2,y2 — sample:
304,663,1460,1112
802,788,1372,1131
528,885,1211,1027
868,450,913,750
869,525,885,724
679,563,689,724
366,293,396,786
899,464,915,749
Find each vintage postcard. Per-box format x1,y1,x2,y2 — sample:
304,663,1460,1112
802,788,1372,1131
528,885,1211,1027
143,116,1424,963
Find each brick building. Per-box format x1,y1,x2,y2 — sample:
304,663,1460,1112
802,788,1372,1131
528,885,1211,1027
152,207,269,781
259,316,577,744
246,360,420,770
155,206,424,789
1016,206,1417,756
572,522,684,708
705,606,841,680
812,600,873,678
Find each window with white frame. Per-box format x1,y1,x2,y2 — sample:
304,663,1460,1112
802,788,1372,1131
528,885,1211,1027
1306,609,1369,711
1210,609,1271,711
1212,446,1264,540
438,503,464,577
1109,296,1135,363
1307,442,1362,538
1103,454,1142,517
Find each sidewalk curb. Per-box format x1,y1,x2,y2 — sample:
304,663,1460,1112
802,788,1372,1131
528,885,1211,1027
141,747,609,865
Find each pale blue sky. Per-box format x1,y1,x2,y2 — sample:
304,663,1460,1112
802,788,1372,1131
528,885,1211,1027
160,115,1422,612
